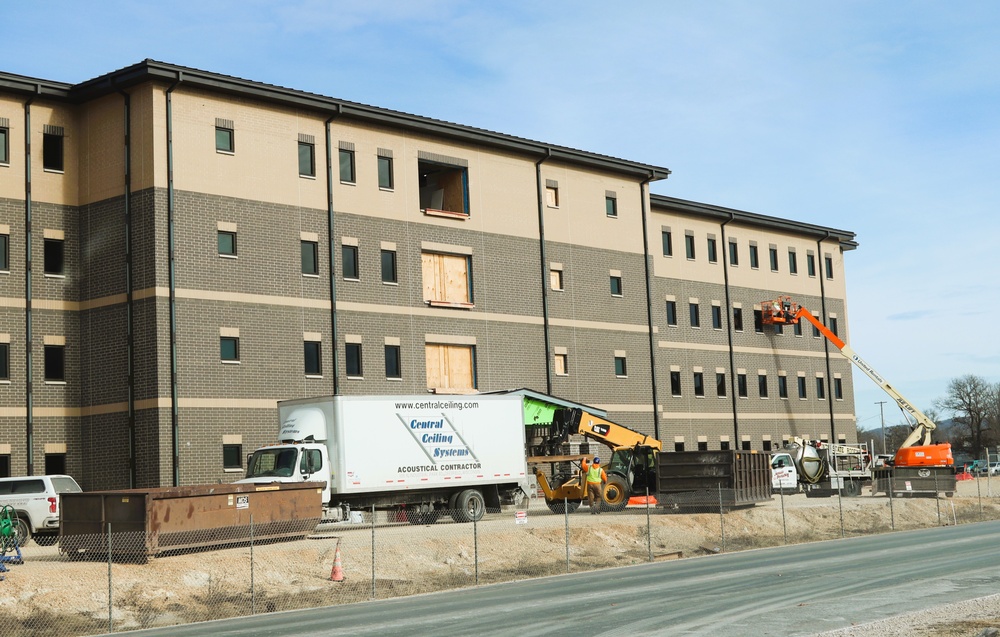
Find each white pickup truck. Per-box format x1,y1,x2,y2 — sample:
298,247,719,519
0,474,82,545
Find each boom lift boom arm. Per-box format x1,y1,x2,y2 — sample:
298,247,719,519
763,297,935,448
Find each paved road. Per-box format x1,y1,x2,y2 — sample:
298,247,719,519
105,520,1000,637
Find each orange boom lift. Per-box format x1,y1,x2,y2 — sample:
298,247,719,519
761,296,952,469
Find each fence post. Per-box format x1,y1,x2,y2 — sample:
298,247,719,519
645,483,652,562
564,497,570,573
107,522,113,635
717,484,726,553
934,473,942,526
779,487,787,545
250,513,256,615
977,473,984,521
371,505,376,599
473,507,479,586
888,473,895,531
837,480,845,539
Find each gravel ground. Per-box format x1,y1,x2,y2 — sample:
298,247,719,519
818,594,1000,637
4,477,1000,636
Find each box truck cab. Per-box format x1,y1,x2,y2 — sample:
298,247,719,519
238,394,530,525
771,452,800,494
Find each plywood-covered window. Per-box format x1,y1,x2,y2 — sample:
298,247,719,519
422,252,473,308
425,344,476,391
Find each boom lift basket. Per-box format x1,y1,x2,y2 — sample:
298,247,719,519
761,296,800,325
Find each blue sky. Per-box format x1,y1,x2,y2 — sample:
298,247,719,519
7,1,999,433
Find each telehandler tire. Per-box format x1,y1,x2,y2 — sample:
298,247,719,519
545,499,580,515
601,476,630,512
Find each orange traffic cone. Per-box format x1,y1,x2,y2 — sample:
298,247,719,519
330,540,345,582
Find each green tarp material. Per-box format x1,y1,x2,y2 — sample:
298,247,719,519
523,396,558,427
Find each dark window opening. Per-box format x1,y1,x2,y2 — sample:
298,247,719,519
342,245,359,280
381,249,397,283
218,231,237,256
44,454,66,474
339,149,355,182
304,341,322,375
614,356,627,377
298,142,315,177
378,156,394,189
44,239,64,275
223,444,243,469
385,345,402,379
419,160,469,216
44,344,65,380
661,231,672,257
666,301,677,326
215,127,234,153
301,241,319,275
220,337,239,362
346,343,363,377
716,372,726,397
44,132,64,171
694,372,704,397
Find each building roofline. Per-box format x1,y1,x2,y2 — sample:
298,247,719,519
650,194,858,250
0,60,671,182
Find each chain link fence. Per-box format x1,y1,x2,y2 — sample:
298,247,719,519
1,480,999,636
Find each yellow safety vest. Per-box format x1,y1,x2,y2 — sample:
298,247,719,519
586,465,604,484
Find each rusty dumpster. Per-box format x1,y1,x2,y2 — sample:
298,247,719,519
59,481,323,559
656,450,772,509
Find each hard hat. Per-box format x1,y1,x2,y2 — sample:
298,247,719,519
593,457,600,464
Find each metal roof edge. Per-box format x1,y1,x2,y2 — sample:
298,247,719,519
19,59,671,181
650,194,858,250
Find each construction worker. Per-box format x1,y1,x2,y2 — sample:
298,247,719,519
581,456,607,514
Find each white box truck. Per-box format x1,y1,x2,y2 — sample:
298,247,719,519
237,394,530,524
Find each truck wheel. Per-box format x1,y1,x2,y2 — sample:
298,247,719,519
844,480,862,497
602,476,630,512
11,518,30,547
546,500,580,515
406,504,441,525
452,489,485,523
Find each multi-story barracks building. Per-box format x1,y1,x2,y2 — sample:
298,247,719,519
0,60,857,489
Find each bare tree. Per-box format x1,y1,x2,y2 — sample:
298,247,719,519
934,375,994,456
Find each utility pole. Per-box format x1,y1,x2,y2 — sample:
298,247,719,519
876,401,887,455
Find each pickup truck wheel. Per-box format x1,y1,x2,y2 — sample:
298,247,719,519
452,489,485,523
602,476,630,512
11,518,30,547
546,500,580,515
